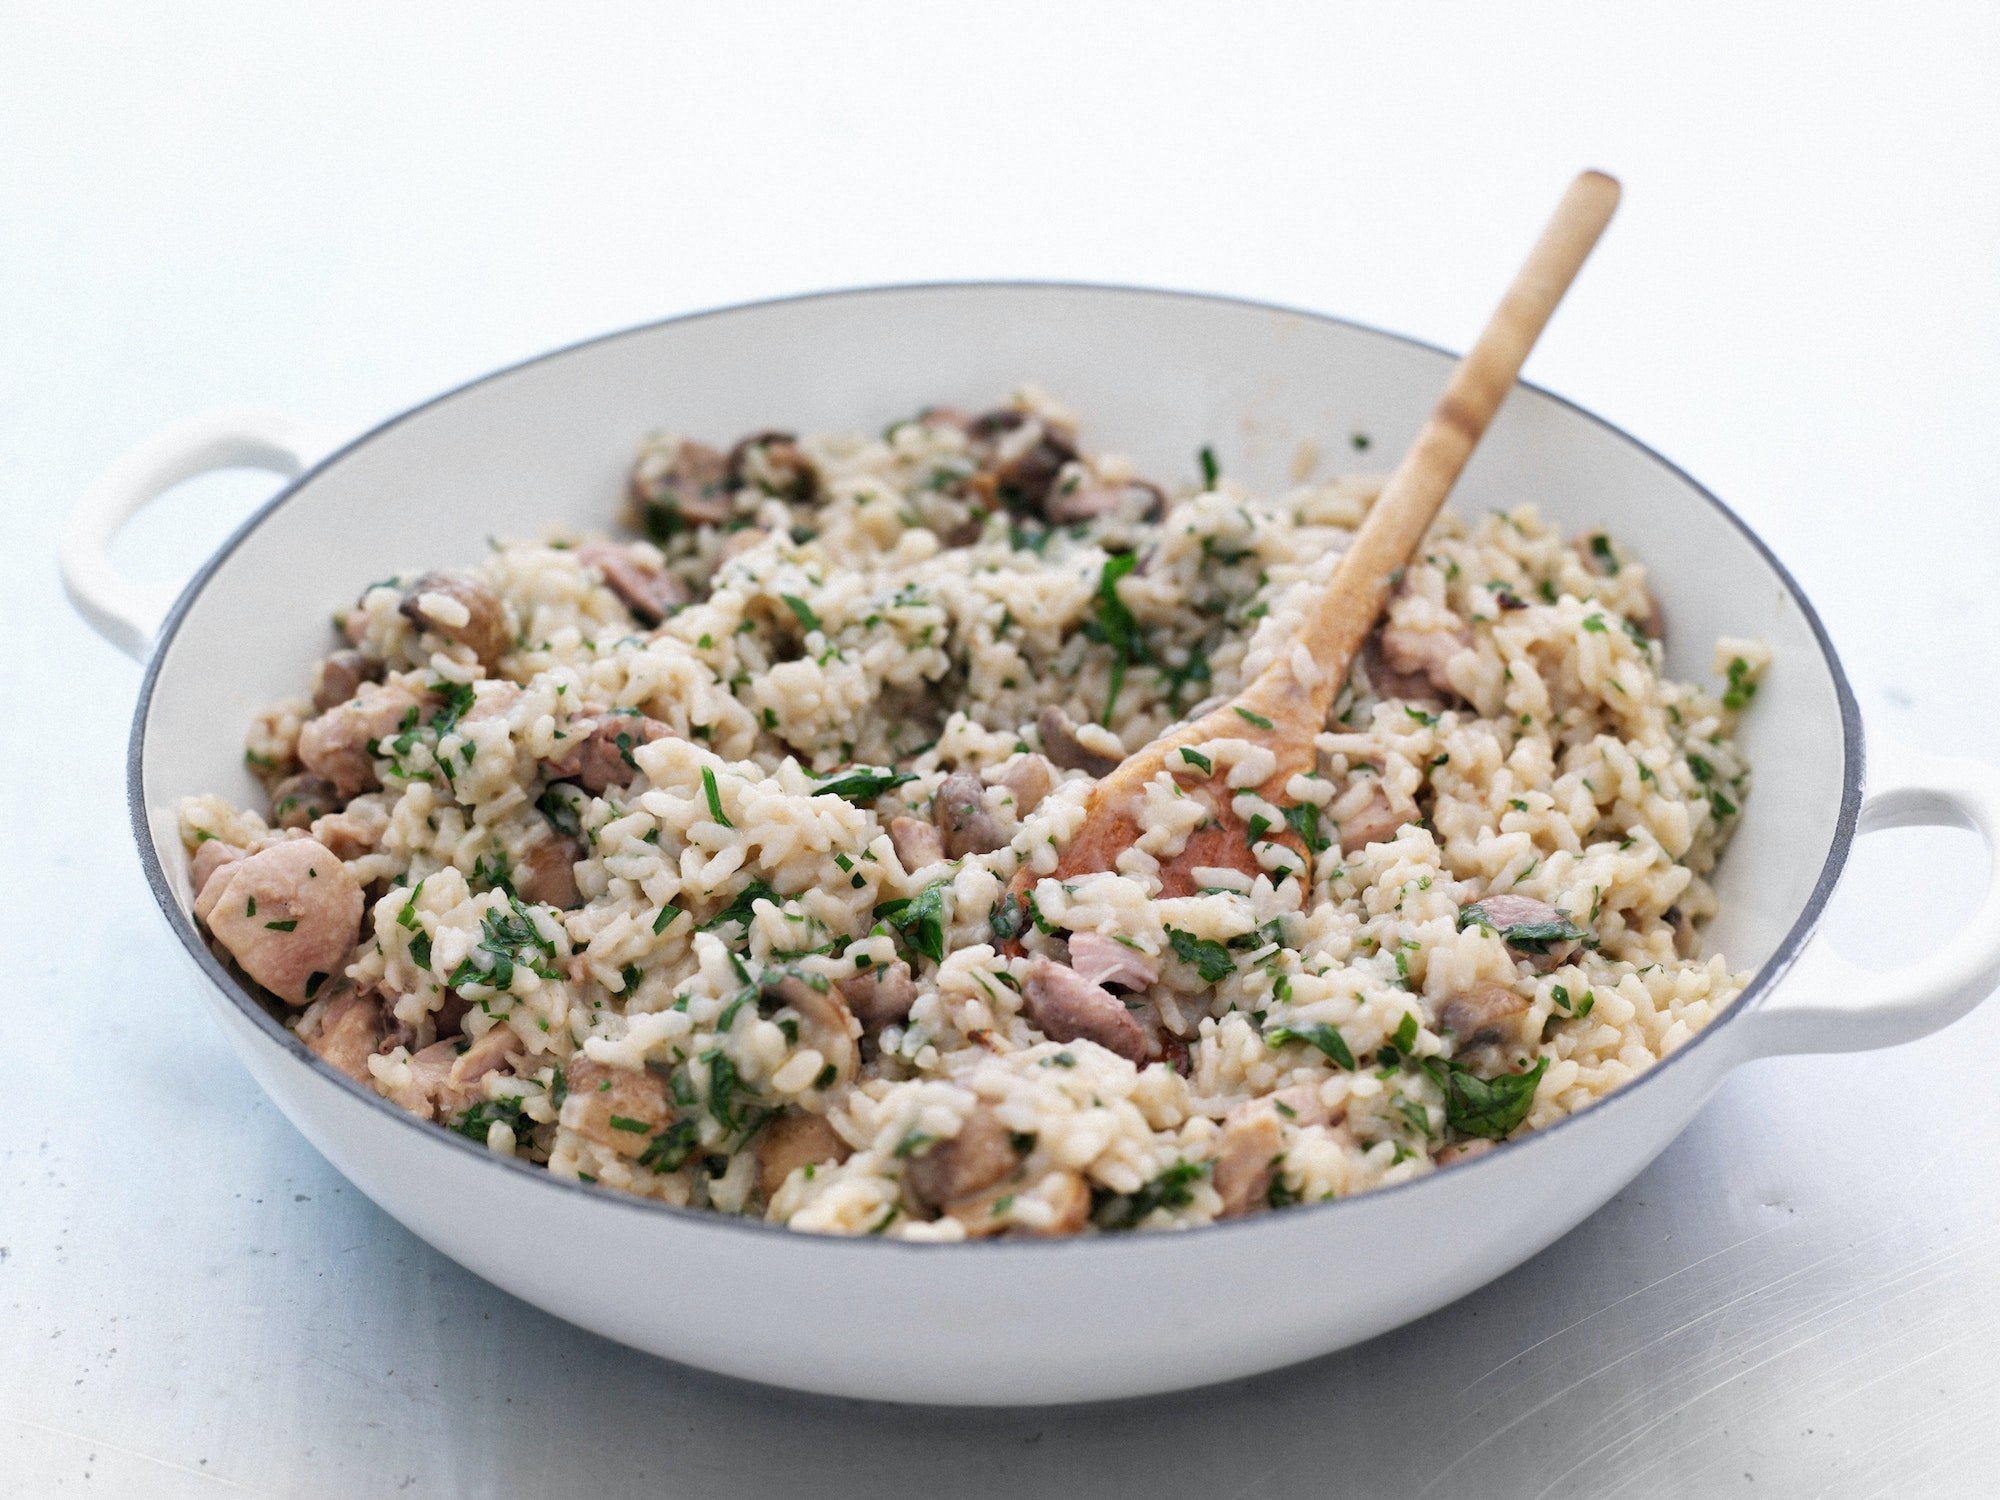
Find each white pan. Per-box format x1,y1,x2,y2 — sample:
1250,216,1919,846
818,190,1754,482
61,284,2000,1405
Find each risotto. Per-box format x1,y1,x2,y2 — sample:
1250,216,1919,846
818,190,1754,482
178,391,1764,1239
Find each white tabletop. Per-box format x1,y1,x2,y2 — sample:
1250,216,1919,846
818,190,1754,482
7,4,1999,1495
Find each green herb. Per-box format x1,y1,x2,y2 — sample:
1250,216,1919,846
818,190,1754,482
702,880,778,932
1459,903,1588,954
303,972,328,1000
1589,533,1619,574
537,786,582,836
1234,707,1273,730
780,594,822,634
1177,747,1212,775
875,881,949,962
638,1119,699,1173
244,896,257,918
1405,705,1439,727
608,1114,651,1134
700,766,732,827
1197,446,1219,487
1709,790,1738,818
812,766,918,805
653,902,685,934
1084,552,1146,726
1350,432,1371,452
264,919,298,932
1266,1022,1356,1070
1045,1050,1077,1068
1420,1056,1549,1139
1722,656,1758,711
894,1130,937,1159
1392,1012,1419,1052
1282,802,1328,855
988,896,1026,942
702,1049,747,1131
1582,614,1608,634
1094,1159,1210,1230
813,1062,838,1090
449,1096,526,1142
1166,928,1235,984
1687,754,1715,783
428,679,478,736
446,894,561,990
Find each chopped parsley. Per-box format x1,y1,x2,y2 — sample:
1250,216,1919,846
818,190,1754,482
811,766,918,805
1197,445,1219,487
1419,1056,1549,1139
1094,1159,1210,1230
876,881,949,963
1083,551,1146,726
1266,1022,1356,1070
780,594,822,634
1166,927,1235,984
700,766,732,827
1234,707,1273,730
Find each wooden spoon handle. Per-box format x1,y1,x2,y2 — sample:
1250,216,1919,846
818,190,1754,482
1287,169,1621,714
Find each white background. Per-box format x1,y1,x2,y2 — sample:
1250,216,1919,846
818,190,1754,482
5,4,1998,1496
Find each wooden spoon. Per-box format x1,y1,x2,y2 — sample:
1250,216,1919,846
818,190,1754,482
1008,170,1621,910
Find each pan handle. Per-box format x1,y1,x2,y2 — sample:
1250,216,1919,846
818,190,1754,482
1736,738,2000,1057
59,409,335,661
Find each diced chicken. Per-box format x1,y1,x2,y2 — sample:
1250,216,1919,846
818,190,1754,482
298,680,423,799
200,838,364,1004
889,815,945,871
399,572,510,669
559,1055,675,1157
754,1113,851,1198
1436,983,1533,1064
1212,1083,1338,1218
575,541,689,627
1021,955,1150,1064
515,831,585,910
547,713,672,794
303,981,389,1083
727,430,818,502
996,753,1055,817
1373,618,1471,701
189,840,245,916
1037,705,1121,777
1335,781,1404,855
311,796,390,861
629,436,734,535
934,771,1006,858
945,1166,1091,1238
310,649,379,712
1460,893,1585,972
903,1105,1022,1210
397,1023,522,1123
1066,931,1159,992
1043,473,1167,526
762,974,858,1088
268,773,340,831
843,959,918,1033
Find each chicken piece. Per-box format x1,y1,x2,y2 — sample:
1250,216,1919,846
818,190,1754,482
1460,894,1586,972
1334,780,1403,855
298,681,423,799
1021,955,1150,1064
559,1055,675,1157
189,840,245,915
310,649,379,712
515,831,585,910
1436,982,1533,1066
1373,617,1471,701
303,981,389,1084
310,796,391,861
629,436,733,537
1436,1138,1497,1167
399,572,510,670
1066,931,1159,992
1036,705,1121,777
1043,474,1167,526
945,1166,1092,1238
762,974,859,1088
399,1023,522,1124
843,959,918,1033
903,1105,1023,1211
1212,1084,1339,1217
727,430,818,502
755,1113,851,1198
547,713,672,795
268,773,340,831
575,541,689,627
201,838,364,1004
889,815,945,871
933,771,1006,858
996,753,1055,818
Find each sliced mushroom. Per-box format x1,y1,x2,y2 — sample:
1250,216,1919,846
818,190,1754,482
1036,705,1121,778
1021,955,1150,1064
971,410,1079,514
903,1104,1022,1211
298,681,423,799
515,831,586,910
559,1055,675,1157
843,959,918,1033
630,436,733,535
574,541,689,627
888,815,945,872
303,980,389,1084
934,771,1006,858
310,649,379,712
548,713,673,794
1066,931,1159,992
1436,982,1533,1065
399,572,510,669
268,773,340,831
762,974,859,1088
945,1166,1091,1238
1335,781,1403,855
200,838,364,1004
1044,474,1166,526
1460,893,1585,972
996,753,1055,818
727,430,817,502
754,1113,851,1198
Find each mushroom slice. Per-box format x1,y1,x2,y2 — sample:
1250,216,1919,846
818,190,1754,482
559,1055,675,1158
1044,475,1166,526
547,713,673,794
1459,894,1586,972
727,430,818,502
1436,983,1533,1067
903,1105,1022,1211
399,572,510,669
310,649,380,712
629,436,733,535
889,815,945,872
843,959,918,1033
303,981,389,1084
515,831,586,910
970,410,1079,514
996,753,1055,818
1036,705,1121,778
1021,956,1150,1063
298,681,423,799
269,773,340,831
1213,1084,1338,1218
755,1113,851,1198
933,771,1007,858
1334,780,1403,855
201,838,363,1004
575,541,688,627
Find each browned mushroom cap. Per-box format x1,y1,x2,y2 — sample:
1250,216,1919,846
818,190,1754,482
559,1055,675,1157
1021,955,1150,1064
843,959,918,1033
888,815,944,872
727,430,818,502
933,771,1007,858
1044,475,1167,527
970,410,1079,514
754,1113,851,1198
303,980,390,1084
298,680,424,799
762,973,859,1088
903,1104,1023,1211
1334,781,1403,855
630,437,734,537
310,649,380,712
547,713,673,795
515,830,586,910
1459,894,1586,972
1436,983,1533,1064
399,573,510,669
1066,931,1158,992
269,773,340,831
1036,705,1121,778
200,838,364,1005
574,541,689,627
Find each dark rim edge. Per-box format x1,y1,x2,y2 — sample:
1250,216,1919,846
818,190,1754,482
125,277,1868,1257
